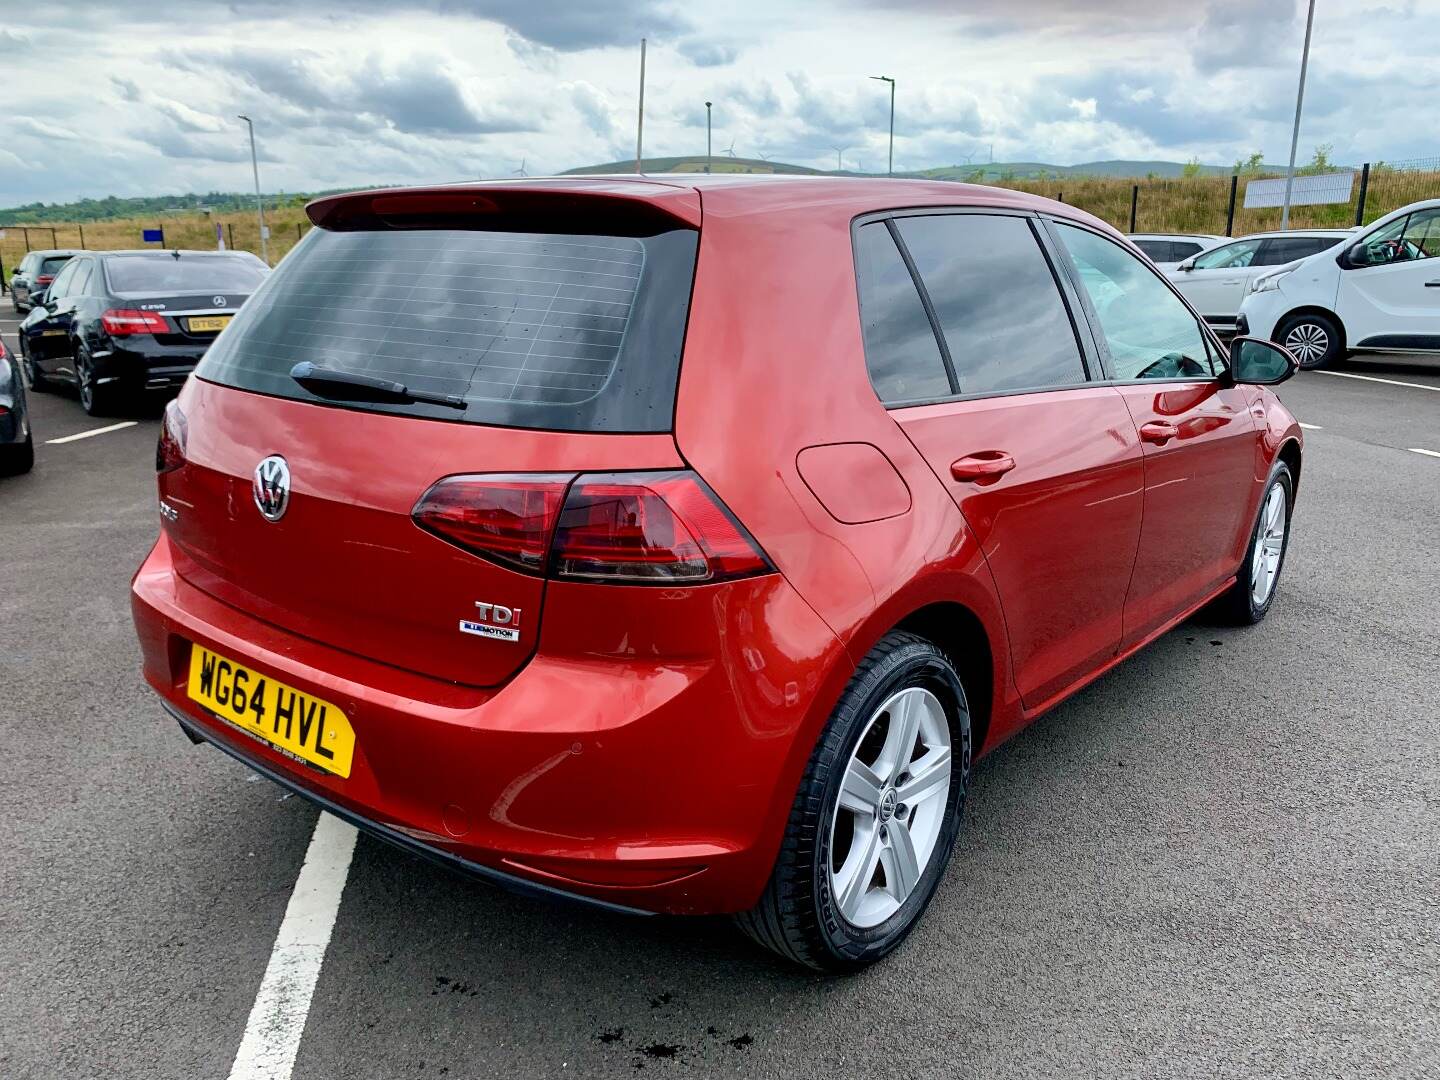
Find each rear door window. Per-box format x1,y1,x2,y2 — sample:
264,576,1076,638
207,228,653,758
70,260,93,296
39,255,74,276
46,259,79,299
894,213,1087,395
197,225,699,432
853,222,952,403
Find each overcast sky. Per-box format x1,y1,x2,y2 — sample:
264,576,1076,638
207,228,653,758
3,0,1436,206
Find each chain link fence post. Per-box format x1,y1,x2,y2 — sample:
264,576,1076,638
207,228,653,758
1129,185,1138,232
1354,163,1370,226
1225,175,1238,236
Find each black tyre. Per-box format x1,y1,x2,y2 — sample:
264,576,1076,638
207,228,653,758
21,338,53,393
1276,312,1343,370
736,631,971,972
1209,462,1294,625
0,433,35,476
76,347,117,416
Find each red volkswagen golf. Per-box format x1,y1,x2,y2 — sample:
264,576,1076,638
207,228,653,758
131,176,1302,971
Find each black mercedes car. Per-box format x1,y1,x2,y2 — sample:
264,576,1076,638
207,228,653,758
18,249,269,415
1,335,35,475
9,249,84,312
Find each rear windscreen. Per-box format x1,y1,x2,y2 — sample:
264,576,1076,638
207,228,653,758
196,225,700,432
104,255,269,295
39,256,74,275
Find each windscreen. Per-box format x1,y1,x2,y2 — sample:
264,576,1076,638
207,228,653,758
196,224,699,432
105,255,269,295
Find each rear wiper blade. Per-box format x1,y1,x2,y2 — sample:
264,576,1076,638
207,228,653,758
289,361,467,410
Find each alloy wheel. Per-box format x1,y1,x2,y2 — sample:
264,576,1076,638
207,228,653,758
76,354,93,412
1250,482,1288,607
1283,322,1329,365
829,686,952,929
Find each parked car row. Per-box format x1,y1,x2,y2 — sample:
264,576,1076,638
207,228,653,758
15,248,269,415
9,249,84,312
1130,200,1440,368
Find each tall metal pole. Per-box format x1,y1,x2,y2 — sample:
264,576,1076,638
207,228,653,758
237,115,268,264
870,76,895,176
635,38,646,174
1280,0,1317,231
705,101,712,174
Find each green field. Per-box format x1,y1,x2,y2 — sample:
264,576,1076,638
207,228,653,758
5,161,1435,275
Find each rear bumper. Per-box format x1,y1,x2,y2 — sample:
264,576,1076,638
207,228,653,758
131,531,849,915
95,339,207,393
161,699,651,916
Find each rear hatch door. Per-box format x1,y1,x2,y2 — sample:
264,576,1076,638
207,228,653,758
161,184,700,687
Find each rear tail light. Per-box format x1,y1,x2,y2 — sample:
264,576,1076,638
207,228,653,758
413,470,771,585
36,274,54,285
156,399,187,473
413,474,572,574
102,308,169,336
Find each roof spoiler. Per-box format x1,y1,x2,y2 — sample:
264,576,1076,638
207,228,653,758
305,182,702,237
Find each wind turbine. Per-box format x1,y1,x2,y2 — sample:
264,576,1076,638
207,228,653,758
724,138,737,158
832,145,849,172
513,158,528,177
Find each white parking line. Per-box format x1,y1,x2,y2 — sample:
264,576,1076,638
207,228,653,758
46,421,138,444
1298,422,1322,430
228,813,357,1080
1314,370,1440,392
1408,448,1440,459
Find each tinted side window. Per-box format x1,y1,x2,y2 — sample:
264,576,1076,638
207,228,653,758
853,222,951,403
1171,241,1204,260
1258,236,1337,266
1056,223,1214,381
1131,239,1171,262
894,214,1086,395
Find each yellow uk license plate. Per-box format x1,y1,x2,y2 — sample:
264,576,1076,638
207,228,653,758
187,315,231,333
187,645,355,778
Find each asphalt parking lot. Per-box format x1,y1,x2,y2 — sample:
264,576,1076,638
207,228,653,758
2,304,1437,1080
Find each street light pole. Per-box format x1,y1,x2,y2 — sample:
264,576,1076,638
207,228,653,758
635,38,647,174
705,101,712,174
1280,0,1317,230
870,75,895,176
237,115,268,264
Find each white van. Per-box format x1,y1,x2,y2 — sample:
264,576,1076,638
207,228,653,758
1237,199,1440,368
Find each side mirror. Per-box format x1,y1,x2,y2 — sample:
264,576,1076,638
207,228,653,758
1176,257,1196,272
1343,241,1371,268
31,288,49,308
1229,336,1297,386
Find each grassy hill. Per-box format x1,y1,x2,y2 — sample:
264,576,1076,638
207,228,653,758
563,155,822,175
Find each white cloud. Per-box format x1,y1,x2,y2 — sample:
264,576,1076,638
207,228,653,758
1,0,1436,207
